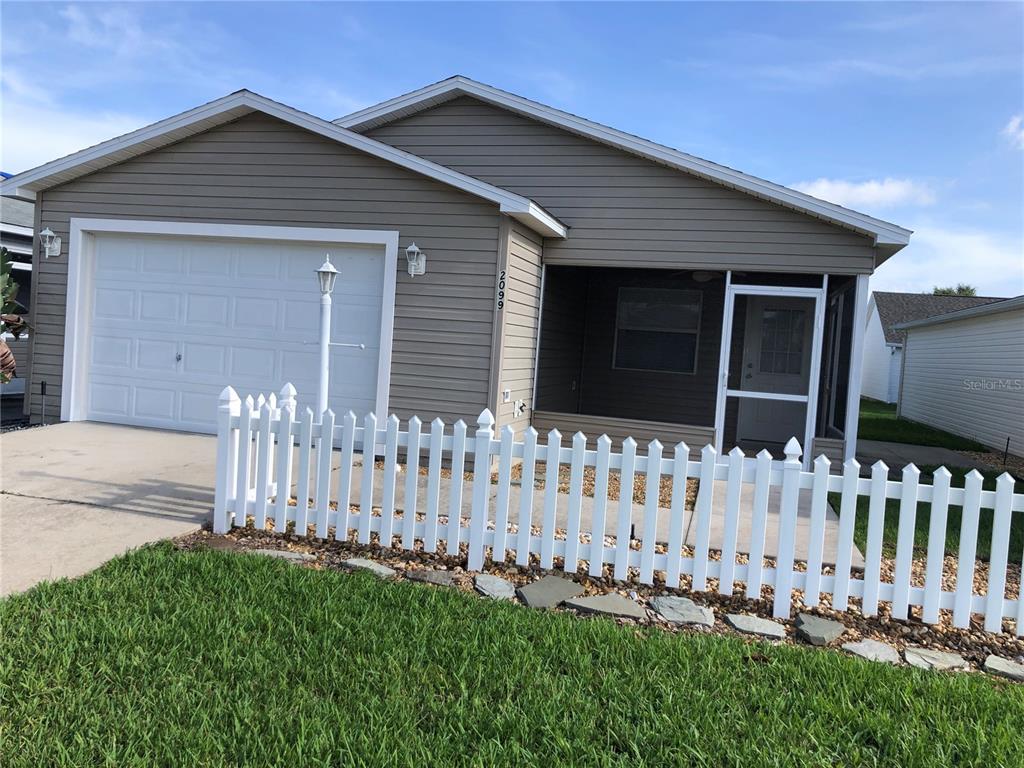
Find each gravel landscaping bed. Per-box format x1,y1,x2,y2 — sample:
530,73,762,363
178,523,1024,677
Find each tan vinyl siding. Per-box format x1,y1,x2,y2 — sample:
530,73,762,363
496,222,543,434
365,97,878,274
532,411,713,456
898,307,1024,456
28,112,502,425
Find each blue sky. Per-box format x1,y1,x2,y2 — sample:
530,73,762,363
2,2,1021,295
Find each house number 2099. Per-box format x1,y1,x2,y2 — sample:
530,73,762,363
496,269,506,310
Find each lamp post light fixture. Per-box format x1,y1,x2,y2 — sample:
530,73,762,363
39,227,62,258
315,255,338,416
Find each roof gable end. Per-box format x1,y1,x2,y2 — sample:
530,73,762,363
336,76,911,251
0,89,566,239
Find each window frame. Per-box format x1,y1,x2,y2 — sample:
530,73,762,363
611,286,703,375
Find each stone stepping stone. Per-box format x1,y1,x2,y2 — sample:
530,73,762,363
516,575,585,609
904,647,969,672
563,593,646,620
650,596,714,627
841,639,900,665
474,573,517,601
252,549,315,563
795,613,846,646
724,613,786,639
407,569,456,586
983,655,1024,682
341,558,397,579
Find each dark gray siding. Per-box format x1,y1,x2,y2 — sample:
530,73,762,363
28,112,503,424
536,267,723,427
365,97,878,274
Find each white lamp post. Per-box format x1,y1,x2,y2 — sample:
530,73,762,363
315,255,339,416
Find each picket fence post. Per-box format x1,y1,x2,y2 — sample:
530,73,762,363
467,409,495,571
213,386,240,534
273,383,297,534
772,438,802,618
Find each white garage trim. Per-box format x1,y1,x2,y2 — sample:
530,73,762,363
63,218,399,425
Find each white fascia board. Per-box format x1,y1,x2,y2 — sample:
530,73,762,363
1,223,34,237
0,90,567,240
337,76,911,247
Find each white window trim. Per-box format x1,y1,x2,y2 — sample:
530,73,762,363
611,286,702,375
62,217,399,425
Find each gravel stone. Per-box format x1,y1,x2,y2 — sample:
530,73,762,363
563,593,646,620
842,639,900,665
650,596,715,627
516,575,585,609
341,558,397,579
724,613,786,639
474,573,516,600
406,569,456,587
983,654,1024,682
795,613,847,646
904,647,969,672
252,549,315,563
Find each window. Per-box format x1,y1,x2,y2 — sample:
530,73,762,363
758,308,806,375
613,288,701,373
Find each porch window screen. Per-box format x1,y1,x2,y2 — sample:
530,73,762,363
613,288,701,373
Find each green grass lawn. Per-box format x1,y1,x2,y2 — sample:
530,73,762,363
858,398,989,451
833,466,1024,562
2,544,1022,767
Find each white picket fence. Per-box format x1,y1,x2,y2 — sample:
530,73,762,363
213,384,1024,636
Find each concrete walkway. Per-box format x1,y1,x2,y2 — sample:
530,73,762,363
1,422,212,596
856,438,980,474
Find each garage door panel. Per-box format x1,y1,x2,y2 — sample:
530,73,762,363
85,232,388,433
182,342,227,376
134,386,177,420
89,381,131,418
139,291,181,323
186,294,230,326
91,335,133,368
95,288,136,319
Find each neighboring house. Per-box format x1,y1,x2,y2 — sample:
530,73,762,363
0,186,33,397
861,292,1005,403
897,296,1024,457
0,77,912,464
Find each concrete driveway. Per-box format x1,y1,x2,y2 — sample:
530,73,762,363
1,422,215,596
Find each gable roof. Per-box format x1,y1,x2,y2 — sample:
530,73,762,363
336,76,912,254
871,291,1006,345
0,90,567,239
896,295,1022,332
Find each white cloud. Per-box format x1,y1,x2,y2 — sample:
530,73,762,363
1,97,148,173
871,224,1024,298
793,177,937,210
1002,115,1024,150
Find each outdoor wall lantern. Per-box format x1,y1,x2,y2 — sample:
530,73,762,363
39,228,61,258
405,242,426,277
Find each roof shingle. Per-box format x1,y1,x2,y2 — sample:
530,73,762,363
872,291,1005,345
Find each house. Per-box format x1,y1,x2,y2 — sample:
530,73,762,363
0,77,912,464
861,291,1004,403
0,190,33,398
897,296,1023,457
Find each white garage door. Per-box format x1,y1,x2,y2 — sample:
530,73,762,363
86,232,386,432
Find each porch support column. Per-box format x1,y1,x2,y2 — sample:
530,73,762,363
712,271,733,453
842,274,870,461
